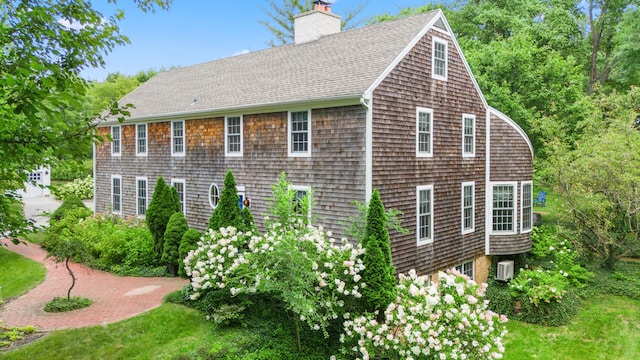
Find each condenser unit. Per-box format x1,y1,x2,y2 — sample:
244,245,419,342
496,260,514,281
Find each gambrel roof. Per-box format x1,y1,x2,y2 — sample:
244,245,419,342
114,11,440,120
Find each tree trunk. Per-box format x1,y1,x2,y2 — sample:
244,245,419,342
65,257,76,301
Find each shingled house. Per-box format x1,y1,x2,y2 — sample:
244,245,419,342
94,6,533,283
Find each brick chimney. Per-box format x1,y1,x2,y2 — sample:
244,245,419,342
294,1,341,44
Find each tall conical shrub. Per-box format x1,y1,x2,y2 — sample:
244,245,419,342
178,228,201,278
146,177,181,259
208,170,242,231
162,211,188,275
361,189,397,312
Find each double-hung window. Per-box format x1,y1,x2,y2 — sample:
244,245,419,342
172,179,186,214
417,185,434,245
171,120,185,156
136,177,148,216
416,107,433,157
136,123,147,156
111,126,121,156
288,110,311,157
290,185,312,218
456,260,474,280
225,116,243,156
492,183,517,233
432,37,448,81
461,182,475,234
521,181,533,233
462,114,475,157
111,175,122,213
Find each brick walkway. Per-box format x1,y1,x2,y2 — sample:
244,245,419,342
0,241,188,331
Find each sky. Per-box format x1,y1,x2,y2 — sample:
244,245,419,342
80,0,430,81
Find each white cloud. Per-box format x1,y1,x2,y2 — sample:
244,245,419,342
232,49,251,56
57,18,87,30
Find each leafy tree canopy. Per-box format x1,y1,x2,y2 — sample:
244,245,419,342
0,0,171,241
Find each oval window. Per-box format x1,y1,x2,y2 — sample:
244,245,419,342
209,183,220,209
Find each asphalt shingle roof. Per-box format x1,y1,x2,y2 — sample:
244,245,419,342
117,10,438,120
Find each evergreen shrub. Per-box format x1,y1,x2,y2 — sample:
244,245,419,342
146,177,181,258
162,211,188,275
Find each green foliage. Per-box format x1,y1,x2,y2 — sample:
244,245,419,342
240,207,256,232
51,175,94,200
208,170,243,231
0,192,32,243
517,289,581,327
587,261,640,301
146,177,181,259
341,199,408,242
70,213,161,275
178,228,201,278
265,172,313,227
0,0,169,239
44,296,92,313
210,304,247,327
51,159,93,181
547,87,640,269
50,194,88,222
0,322,36,349
360,189,396,313
161,211,188,272
44,206,93,250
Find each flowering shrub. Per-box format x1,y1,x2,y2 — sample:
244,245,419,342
185,221,366,336
340,269,507,360
509,268,568,306
51,175,94,200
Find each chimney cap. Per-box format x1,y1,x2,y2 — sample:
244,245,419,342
312,0,333,5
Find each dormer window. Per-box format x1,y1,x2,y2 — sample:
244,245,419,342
432,37,448,81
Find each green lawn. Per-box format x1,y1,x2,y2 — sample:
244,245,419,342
505,294,640,359
0,247,46,299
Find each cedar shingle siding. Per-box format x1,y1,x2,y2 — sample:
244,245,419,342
94,10,533,277
371,29,487,275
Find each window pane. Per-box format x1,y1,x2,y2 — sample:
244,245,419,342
463,184,474,231
493,185,514,231
463,117,474,154
137,124,147,154
112,178,121,212
227,117,241,153
112,126,120,154
291,111,309,153
418,188,432,242
434,41,447,77
173,122,184,153
173,182,185,213
210,184,220,209
522,184,532,230
137,179,147,215
418,111,431,153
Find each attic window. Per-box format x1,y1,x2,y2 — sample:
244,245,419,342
432,37,448,81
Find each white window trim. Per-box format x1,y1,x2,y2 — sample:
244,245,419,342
135,123,147,156
289,184,312,219
224,115,243,157
136,176,148,217
416,107,434,158
461,181,475,235
171,178,186,215
288,110,312,157
432,36,448,81
209,183,220,209
111,125,121,156
491,181,518,235
171,120,185,157
521,181,533,234
416,185,434,246
462,114,476,158
111,174,122,214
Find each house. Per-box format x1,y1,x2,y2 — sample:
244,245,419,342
94,5,533,284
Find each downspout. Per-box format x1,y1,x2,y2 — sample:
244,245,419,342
360,93,373,201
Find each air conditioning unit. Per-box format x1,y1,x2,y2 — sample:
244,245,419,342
496,260,514,281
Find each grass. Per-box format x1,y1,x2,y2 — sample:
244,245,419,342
533,188,567,226
504,294,640,359
0,247,46,299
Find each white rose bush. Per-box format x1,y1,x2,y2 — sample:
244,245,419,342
341,269,508,360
